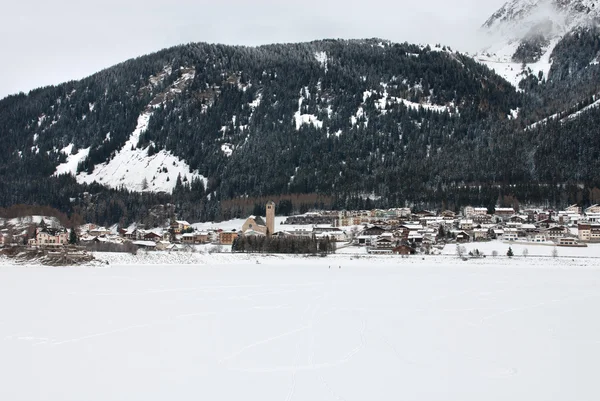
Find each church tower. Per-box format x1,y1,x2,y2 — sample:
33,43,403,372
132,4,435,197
266,201,275,236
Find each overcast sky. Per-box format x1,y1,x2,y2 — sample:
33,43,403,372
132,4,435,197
0,0,506,98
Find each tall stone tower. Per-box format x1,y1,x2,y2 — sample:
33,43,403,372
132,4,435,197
266,201,275,236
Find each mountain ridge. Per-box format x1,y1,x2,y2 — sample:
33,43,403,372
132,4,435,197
1,33,600,225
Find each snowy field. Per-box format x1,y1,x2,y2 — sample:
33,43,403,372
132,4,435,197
2,257,600,401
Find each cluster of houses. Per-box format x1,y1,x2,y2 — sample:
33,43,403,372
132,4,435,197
339,204,600,253
4,202,600,254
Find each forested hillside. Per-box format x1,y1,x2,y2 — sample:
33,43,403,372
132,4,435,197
1,37,600,226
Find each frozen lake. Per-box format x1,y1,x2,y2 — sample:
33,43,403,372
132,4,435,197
1,258,600,400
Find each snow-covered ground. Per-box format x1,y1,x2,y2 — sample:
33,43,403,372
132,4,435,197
1,255,600,401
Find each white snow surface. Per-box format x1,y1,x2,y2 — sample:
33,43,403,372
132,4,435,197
314,51,329,72
1,254,600,401
54,145,90,177
294,87,323,130
73,111,207,193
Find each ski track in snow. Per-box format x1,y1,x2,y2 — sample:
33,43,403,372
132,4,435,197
2,260,600,400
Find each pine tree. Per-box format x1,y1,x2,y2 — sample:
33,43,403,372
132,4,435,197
507,247,514,258
69,228,78,245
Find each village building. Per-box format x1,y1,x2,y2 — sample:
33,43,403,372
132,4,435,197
219,230,239,245
30,225,69,247
495,207,516,220
459,219,474,231
579,224,592,241
531,233,549,243
585,205,600,214
453,230,470,243
585,213,600,223
543,226,569,240
472,228,489,241
242,201,276,236
503,228,519,242
171,220,191,234
558,238,579,246
392,244,413,255
565,204,582,215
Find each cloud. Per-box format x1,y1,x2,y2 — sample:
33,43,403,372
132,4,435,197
0,0,506,98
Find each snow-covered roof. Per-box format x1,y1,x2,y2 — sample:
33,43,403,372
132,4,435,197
132,240,156,247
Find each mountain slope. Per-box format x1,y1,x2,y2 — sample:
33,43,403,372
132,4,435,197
2,37,600,224
0,40,519,199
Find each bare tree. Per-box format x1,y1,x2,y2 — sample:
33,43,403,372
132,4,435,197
552,247,559,258
492,250,498,258
522,248,529,258
456,244,465,258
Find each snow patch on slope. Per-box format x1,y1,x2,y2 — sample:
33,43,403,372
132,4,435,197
314,51,328,72
294,87,323,130
476,37,559,89
54,146,90,176
74,111,207,193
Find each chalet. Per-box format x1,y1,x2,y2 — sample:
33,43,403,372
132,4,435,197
454,231,470,243
495,208,515,220
585,205,600,214
407,231,424,243
558,238,579,246
392,245,413,255
509,215,528,224
543,226,568,240
536,218,555,228
356,235,376,246
472,229,489,241
172,220,191,234
124,226,137,240
374,235,395,250
579,224,592,241
362,226,387,236
531,234,548,243
566,204,582,215
219,230,239,245
490,228,504,239
503,228,519,242
398,224,423,232
288,228,312,238
473,214,492,224
414,210,436,218
586,213,600,223
441,210,456,219
156,241,172,251
181,233,196,244
582,224,600,242
521,224,538,232
464,206,487,218
143,232,162,242
459,219,474,231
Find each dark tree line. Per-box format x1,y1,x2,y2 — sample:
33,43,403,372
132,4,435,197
232,235,336,255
